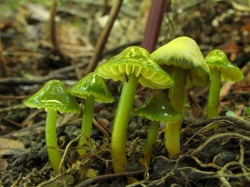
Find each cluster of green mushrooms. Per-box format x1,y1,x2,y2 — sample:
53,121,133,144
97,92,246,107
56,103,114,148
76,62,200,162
24,36,243,175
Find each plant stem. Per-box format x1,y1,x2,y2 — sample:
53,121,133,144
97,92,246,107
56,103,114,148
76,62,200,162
78,95,95,155
207,70,221,129
141,0,167,52
141,121,159,167
165,67,186,157
207,69,221,118
111,73,139,173
46,109,62,174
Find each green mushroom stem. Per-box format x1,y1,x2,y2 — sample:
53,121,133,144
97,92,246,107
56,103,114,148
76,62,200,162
78,95,95,155
111,73,139,173
205,49,243,130
141,121,159,167
46,109,62,174
24,80,80,174
96,46,173,174
69,72,114,156
165,68,187,157
207,69,221,119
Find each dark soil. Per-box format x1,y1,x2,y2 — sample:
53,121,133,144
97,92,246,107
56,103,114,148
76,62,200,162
0,1,250,187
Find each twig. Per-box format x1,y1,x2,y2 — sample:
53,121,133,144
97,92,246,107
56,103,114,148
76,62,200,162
184,116,250,147
84,0,124,75
190,116,250,131
50,0,60,53
191,132,250,155
0,36,8,77
0,75,66,85
75,169,145,187
0,36,19,94
92,118,111,139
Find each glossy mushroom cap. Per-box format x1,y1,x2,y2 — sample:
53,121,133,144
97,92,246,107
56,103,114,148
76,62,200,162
134,92,181,122
24,80,80,114
69,72,114,103
205,49,243,81
151,36,210,87
96,46,173,89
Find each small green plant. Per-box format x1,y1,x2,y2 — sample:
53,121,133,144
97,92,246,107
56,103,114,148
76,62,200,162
134,91,181,167
151,36,210,157
69,72,114,155
205,49,244,128
24,80,80,174
96,46,173,173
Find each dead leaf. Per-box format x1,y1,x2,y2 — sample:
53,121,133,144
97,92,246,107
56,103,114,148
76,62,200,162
0,158,8,171
0,138,28,156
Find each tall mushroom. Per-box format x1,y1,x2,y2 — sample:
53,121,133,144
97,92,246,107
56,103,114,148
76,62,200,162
151,36,210,157
24,80,80,174
134,91,181,167
96,46,173,173
205,49,243,127
69,72,114,155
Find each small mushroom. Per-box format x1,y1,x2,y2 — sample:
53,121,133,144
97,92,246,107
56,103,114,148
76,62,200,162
134,92,181,167
96,46,173,173
24,80,80,174
151,36,210,157
205,49,243,127
69,72,114,155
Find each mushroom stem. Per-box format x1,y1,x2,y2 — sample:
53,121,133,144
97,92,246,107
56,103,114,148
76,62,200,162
78,95,95,155
46,109,62,174
141,121,159,167
165,67,186,157
164,121,181,157
169,67,187,114
111,73,139,173
207,69,221,119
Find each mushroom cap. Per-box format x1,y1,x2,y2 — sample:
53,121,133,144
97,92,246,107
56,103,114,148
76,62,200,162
24,80,80,114
151,36,210,87
134,92,181,122
205,49,243,82
69,72,114,103
96,46,173,89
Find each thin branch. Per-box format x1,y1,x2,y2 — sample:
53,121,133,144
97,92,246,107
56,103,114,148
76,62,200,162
75,169,145,187
84,0,124,75
190,116,250,131
50,0,59,52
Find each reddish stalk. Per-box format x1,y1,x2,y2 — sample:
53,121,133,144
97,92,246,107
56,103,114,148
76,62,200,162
141,0,168,52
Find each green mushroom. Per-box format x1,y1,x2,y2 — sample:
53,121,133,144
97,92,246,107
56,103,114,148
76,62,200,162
24,80,80,174
96,46,173,173
205,49,243,128
69,72,114,155
134,92,181,167
151,36,210,157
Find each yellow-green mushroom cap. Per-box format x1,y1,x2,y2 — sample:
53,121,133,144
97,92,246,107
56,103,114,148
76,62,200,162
134,92,181,122
96,46,173,89
69,72,114,103
205,49,243,82
151,36,210,87
24,80,80,114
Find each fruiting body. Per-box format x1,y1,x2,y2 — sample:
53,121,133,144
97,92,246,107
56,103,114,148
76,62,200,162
69,72,114,155
151,36,210,157
24,80,80,174
96,46,173,173
205,49,243,124
134,92,180,166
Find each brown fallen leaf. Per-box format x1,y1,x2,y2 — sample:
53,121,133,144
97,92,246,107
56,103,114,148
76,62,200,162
0,138,28,156
0,158,8,171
